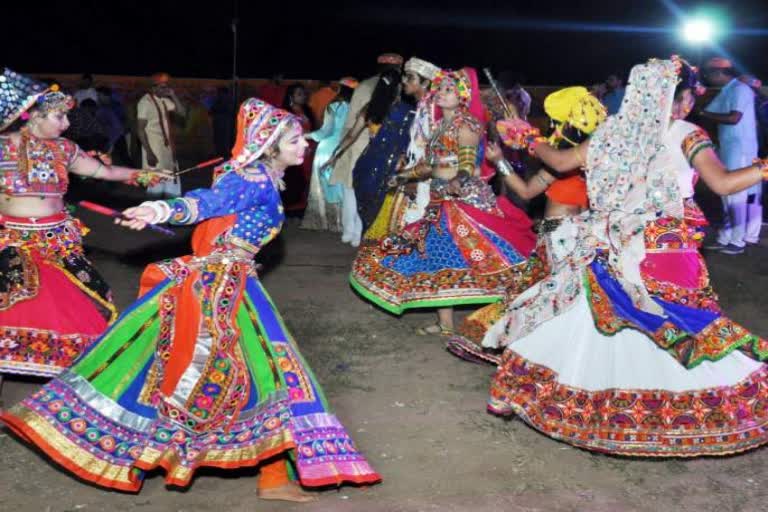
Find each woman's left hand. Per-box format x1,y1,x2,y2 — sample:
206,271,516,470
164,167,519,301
117,206,156,230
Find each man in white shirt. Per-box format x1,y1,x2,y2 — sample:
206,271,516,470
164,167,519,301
701,58,760,255
136,72,186,197
73,73,99,105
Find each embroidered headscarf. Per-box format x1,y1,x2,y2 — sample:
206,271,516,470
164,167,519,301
585,58,681,314
216,98,300,179
431,67,493,179
0,69,73,131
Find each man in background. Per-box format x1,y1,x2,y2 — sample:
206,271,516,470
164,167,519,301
136,72,186,197
701,58,760,254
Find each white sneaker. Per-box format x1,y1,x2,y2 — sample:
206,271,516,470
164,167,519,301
341,234,352,243
350,238,361,248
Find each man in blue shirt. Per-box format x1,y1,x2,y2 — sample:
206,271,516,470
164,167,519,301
602,73,625,115
700,58,760,255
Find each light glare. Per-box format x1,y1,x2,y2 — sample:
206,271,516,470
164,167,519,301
682,18,714,43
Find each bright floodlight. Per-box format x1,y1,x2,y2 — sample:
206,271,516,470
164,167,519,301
682,18,714,43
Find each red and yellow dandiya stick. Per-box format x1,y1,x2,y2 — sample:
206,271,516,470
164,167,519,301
79,201,175,236
173,157,225,176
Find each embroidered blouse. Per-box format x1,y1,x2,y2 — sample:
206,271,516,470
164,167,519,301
663,120,715,199
0,133,80,197
163,163,285,254
426,112,482,170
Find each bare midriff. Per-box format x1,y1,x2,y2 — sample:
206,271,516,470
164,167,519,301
0,194,65,218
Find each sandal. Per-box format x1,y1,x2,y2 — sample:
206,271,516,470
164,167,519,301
415,323,454,336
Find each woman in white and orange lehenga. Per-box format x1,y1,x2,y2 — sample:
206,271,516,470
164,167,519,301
481,57,768,457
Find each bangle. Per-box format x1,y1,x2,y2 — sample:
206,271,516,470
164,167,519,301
139,200,171,224
496,159,514,177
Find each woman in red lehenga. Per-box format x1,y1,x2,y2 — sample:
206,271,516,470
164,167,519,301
0,69,167,387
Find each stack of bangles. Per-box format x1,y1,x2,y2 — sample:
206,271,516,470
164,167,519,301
754,158,768,180
138,200,172,224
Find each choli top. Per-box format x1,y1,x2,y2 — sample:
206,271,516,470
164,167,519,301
426,112,482,170
0,132,79,198
663,120,715,199
163,162,285,255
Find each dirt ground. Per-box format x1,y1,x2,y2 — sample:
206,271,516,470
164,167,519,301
2,185,768,512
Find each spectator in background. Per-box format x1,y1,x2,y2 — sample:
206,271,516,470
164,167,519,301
602,72,625,115
96,86,130,165
210,86,235,157
74,73,98,104
136,72,186,197
701,58,760,253
95,87,125,153
309,80,339,127
330,53,404,245
740,75,768,157
257,73,287,106
281,84,316,217
64,99,108,151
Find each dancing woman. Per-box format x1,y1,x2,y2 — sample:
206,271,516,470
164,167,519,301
0,70,167,379
347,68,414,238
484,58,768,456
1,98,381,499
350,68,542,336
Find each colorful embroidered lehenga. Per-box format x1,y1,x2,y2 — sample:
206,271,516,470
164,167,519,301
1,98,381,490
350,69,542,314
0,127,116,378
482,60,768,457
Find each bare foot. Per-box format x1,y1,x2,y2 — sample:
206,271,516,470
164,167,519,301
258,482,318,503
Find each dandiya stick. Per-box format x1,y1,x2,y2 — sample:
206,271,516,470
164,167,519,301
173,157,225,176
482,68,518,119
79,201,175,236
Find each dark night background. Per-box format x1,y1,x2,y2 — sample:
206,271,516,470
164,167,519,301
5,0,768,84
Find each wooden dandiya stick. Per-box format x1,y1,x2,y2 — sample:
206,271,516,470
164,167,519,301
79,201,176,236
173,157,225,176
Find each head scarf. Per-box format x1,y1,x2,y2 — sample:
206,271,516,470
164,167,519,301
377,53,404,66
431,67,493,179
404,57,441,81
585,58,680,314
544,86,607,145
0,69,73,131
216,97,299,179
339,77,359,89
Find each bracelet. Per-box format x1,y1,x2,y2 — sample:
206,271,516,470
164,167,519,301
496,159,514,177
139,200,171,224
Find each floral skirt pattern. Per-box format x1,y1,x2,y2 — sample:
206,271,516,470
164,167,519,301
0,213,115,377
1,250,380,491
350,189,545,314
